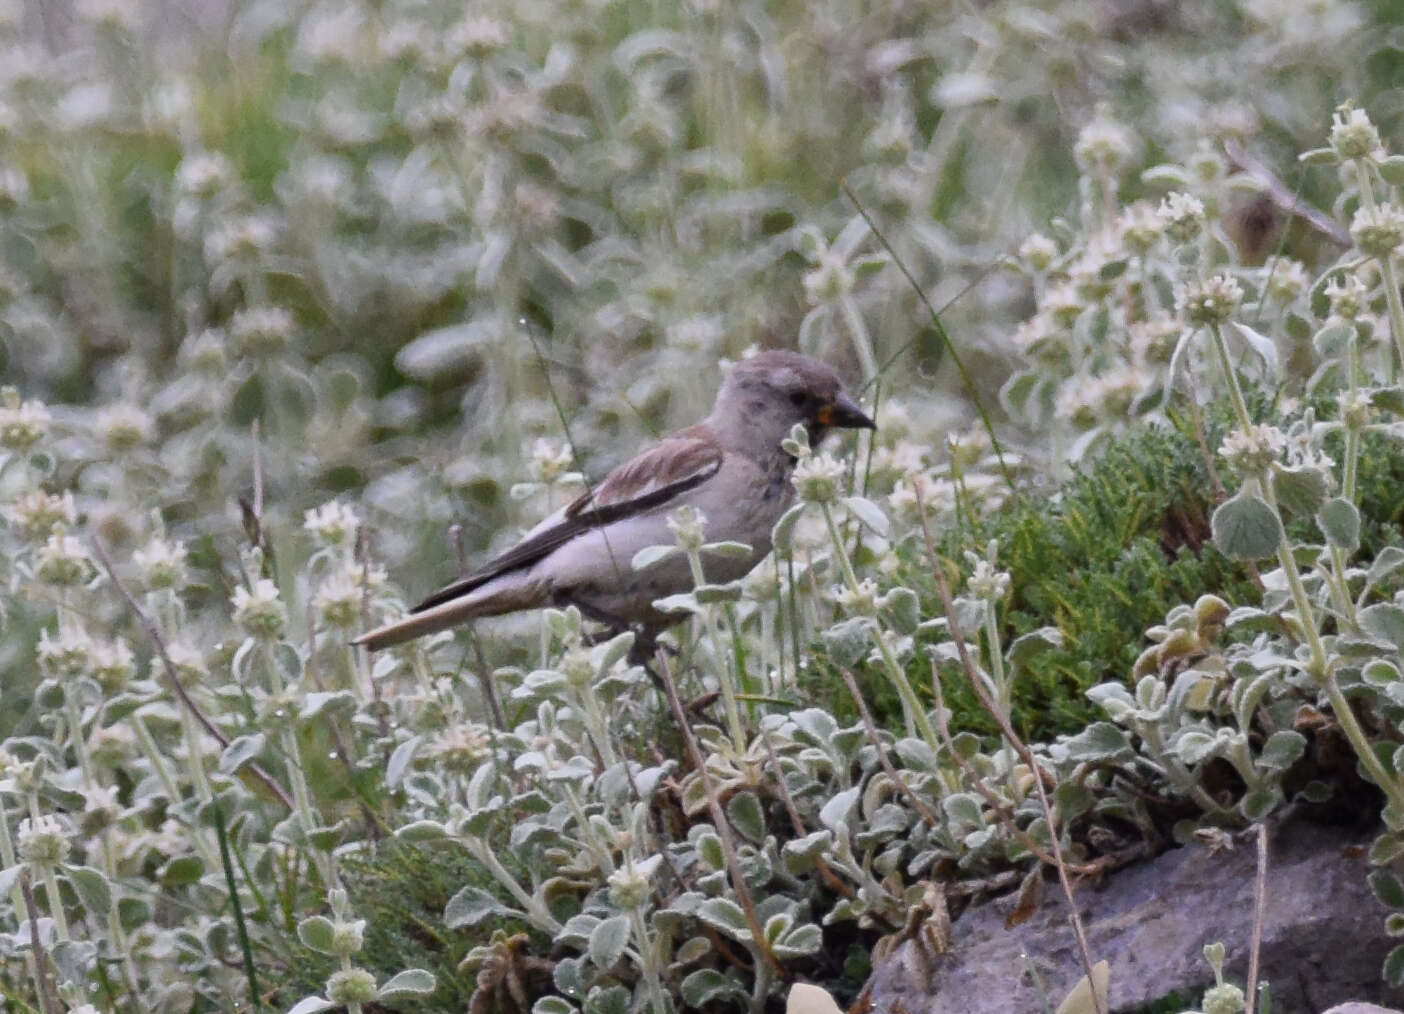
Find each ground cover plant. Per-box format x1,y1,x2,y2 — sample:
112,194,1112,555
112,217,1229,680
7,1,1404,1012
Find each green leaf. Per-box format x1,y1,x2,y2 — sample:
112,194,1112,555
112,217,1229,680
1380,155,1404,185
534,996,577,1014
696,898,750,941
842,496,890,536
631,544,679,571
1371,832,1404,865
1318,498,1360,551
1298,147,1339,165
159,855,205,887
1385,944,1404,987
818,786,859,833
1361,604,1404,652
1141,163,1192,187
394,819,447,842
681,968,745,1007
1063,722,1131,761
702,540,754,559
1371,546,1404,586
1230,321,1278,378
444,886,513,928
771,920,822,958
726,791,765,843
299,691,357,723
218,733,266,775
1313,323,1354,358
1372,386,1404,417
587,915,630,971
1239,789,1278,821
1270,464,1328,518
287,998,336,1014
385,736,422,789
1212,493,1283,559
771,504,806,552
297,916,337,954
821,617,871,668
1258,730,1306,771
694,581,743,604
63,865,111,915
1372,870,1404,909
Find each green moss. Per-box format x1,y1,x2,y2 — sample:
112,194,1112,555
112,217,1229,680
279,838,534,1012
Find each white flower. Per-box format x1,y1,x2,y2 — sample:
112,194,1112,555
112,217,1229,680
1158,191,1205,244
1219,424,1286,476
833,578,878,616
313,566,384,630
89,638,135,691
232,579,287,641
156,641,208,687
792,453,846,505
175,152,234,200
6,489,76,541
1073,112,1136,175
17,815,70,868
527,439,576,485
1351,203,1404,259
1330,104,1383,162
0,393,50,450
1019,233,1058,271
1324,275,1368,320
229,306,295,359
133,537,188,590
667,505,708,552
1118,201,1163,254
1176,274,1243,325
35,532,94,587
37,626,94,679
966,559,1011,602
304,500,359,548
96,403,154,451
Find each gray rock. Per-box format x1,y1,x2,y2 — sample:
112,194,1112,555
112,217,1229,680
866,820,1402,1013
1320,1005,1404,1014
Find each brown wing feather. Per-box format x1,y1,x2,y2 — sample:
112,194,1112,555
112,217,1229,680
411,429,722,614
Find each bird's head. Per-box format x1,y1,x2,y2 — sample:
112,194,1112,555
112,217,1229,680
716,349,875,450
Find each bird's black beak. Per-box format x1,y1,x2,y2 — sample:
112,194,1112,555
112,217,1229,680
815,391,876,430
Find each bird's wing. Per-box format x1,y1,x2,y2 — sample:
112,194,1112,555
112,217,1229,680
410,427,723,614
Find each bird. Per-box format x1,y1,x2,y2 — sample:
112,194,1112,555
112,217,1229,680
354,349,875,652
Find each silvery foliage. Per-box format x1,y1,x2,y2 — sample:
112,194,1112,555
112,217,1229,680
0,0,1399,1009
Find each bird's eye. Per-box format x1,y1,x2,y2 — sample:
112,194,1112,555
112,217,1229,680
789,391,808,408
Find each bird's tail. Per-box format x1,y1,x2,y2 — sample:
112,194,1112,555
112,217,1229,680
353,575,545,651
